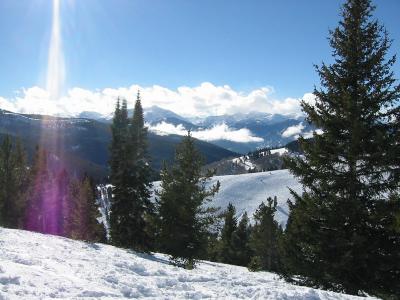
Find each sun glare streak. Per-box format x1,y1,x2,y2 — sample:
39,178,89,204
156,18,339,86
25,0,68,236
46,0,65,101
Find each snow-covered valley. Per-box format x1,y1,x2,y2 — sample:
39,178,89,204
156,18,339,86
0,227,377,299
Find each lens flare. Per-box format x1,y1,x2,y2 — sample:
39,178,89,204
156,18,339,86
25,0,69,236
46,0,65,100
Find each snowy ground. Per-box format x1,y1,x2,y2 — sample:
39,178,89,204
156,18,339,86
0,227,377,300
153,169,303,226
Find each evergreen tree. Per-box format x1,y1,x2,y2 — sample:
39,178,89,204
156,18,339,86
55,169,70,236
283,0,400,296
0,136,28,228
65,177,80,238
26,149,61,235
126,91,154,251
156,132,220,268
25,147,50,233
231,212,252,267
109,98,125,184
109,98,130,246
67,176,105,242
55,169,72,236
85,177,107,243
109,93,154,251
218,203,237,264
56,169,71,236
13,139,29,228
248,197,282,272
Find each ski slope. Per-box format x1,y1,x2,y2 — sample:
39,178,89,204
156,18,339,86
153,169,303,226
0,227,376,300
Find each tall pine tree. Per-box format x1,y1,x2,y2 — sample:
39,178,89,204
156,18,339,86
109,98,130,246
156,132,220,268
126,91,154,251
109,93,154,251
283,0,400,296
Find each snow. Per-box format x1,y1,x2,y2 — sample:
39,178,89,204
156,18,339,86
96,185,112,239
232,155,256,171
0,227,376,300
153,169,303,226
270,148,289,156
210,170,302,225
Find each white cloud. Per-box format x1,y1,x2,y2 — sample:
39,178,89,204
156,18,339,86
0,97,16,112
0,83,311,118
303,129,323,139
147,122,187,136
148,121,263,143
282,123,304,138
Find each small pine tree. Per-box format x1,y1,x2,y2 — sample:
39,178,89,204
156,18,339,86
55,169,70,236
65,177,81,239
67,176,105,242
25,147,50,233
156,132,220,268
248,197,282,272
231,212,252,267
218,203,237,264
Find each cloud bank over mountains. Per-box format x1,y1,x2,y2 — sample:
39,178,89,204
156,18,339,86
0,82,315,118
148,122,264,143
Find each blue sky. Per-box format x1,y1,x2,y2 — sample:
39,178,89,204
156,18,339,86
0,0,399,117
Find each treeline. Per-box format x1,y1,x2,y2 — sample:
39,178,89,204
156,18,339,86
0,136,105,242
210,199,283,273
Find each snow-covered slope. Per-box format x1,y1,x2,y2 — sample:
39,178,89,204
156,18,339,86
97,170,302,240
153,169,303,226
211,170,301,225
0,227,375,299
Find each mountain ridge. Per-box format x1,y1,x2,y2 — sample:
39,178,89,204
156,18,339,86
0,109,237,180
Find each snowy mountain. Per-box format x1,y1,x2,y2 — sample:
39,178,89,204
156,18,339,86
81,106,313,153
81,106,195,128
0,227,375,299
145,109,314,154
193,113,312,153
143,105,195,128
